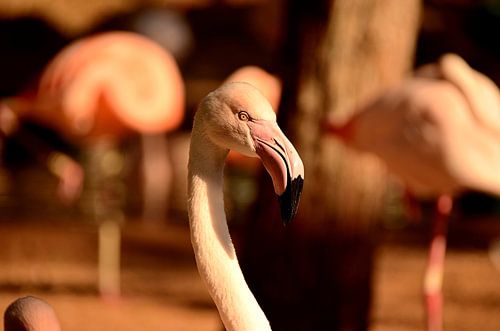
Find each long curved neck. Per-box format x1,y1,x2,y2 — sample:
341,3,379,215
188,128,271,331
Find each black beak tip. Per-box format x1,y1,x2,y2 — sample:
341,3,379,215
278,175,304,225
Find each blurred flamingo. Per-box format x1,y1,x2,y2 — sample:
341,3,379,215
3,31,185,205
188,82,304,331
225,66,282,111
4,296,61,331
2,31,185,297
7,31,184,143
325,53,500,331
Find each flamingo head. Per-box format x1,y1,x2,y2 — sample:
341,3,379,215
197,82,304,224
4,296,61,331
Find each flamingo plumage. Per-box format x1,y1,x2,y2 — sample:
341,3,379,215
326,53,500,331
188,82,304,331
5,31,185,144
326,53,500,197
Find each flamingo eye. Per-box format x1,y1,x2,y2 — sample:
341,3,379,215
237,111,250,121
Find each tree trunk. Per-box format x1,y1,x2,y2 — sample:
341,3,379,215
240,0,421,330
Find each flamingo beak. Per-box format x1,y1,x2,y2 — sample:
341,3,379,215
248,120,304,225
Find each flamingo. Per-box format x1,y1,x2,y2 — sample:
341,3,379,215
1,31,186,296
325,53,500,331
3,296,61,331
188,82,304,331
4,31,184,144
2,31,185,203
326,53,500,197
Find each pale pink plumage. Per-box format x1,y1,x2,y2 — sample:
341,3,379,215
7,31,185,144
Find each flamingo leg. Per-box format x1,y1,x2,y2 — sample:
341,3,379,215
424,195,453,331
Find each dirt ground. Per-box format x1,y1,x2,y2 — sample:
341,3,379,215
372,241,500,331
1,219,500,331
0,220,221,331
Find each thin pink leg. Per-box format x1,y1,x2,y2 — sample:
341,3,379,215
424,195,453,331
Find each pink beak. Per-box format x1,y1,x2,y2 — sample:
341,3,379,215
248,119,304,224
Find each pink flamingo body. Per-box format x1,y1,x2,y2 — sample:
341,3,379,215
326,53,500,331
8,31,185,144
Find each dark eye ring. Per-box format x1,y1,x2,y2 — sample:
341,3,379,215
238,111,250,121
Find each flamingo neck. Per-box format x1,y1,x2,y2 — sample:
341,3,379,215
188,130,271,331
